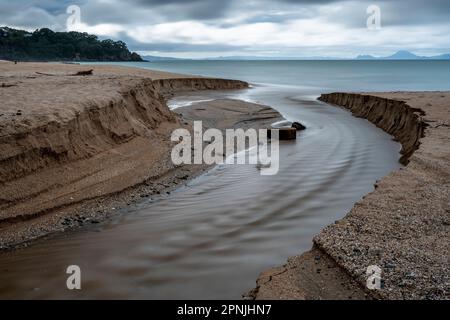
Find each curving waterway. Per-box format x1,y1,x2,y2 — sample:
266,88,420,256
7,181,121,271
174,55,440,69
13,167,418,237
0,79,402,298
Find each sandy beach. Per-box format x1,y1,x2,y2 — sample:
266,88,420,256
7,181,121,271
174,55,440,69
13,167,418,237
0,61,281,249
249,92,449,300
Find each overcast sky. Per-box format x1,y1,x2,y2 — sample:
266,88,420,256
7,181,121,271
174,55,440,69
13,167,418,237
1,0,450,58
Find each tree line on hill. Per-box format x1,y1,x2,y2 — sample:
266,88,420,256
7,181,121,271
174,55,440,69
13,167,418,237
0,27,143,62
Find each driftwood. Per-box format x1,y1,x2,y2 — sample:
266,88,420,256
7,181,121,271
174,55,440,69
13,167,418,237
71,69,93,76
1,83,17,88
35,71,56,76
35,69,94,77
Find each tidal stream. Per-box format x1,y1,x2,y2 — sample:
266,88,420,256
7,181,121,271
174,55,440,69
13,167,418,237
0,82,401,299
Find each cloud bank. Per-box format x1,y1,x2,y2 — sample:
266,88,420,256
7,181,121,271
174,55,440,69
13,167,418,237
1,0,450,58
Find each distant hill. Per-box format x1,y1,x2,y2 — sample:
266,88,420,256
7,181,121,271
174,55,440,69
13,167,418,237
163,51,450,61
356,50,450,60
433,53,450,60
386,50,421,59
0,27,143,62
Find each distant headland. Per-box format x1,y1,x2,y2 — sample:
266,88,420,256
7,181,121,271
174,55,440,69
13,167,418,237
0,27,143,62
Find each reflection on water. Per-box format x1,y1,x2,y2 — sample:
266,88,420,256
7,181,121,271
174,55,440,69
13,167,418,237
0,84,401,299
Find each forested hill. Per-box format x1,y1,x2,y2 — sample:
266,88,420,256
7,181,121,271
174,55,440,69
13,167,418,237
0,27,143,62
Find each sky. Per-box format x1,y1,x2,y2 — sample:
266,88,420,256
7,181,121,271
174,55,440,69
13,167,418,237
1,0,450,58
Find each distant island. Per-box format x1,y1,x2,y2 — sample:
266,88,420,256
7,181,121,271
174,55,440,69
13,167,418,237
356,50,450,60
0,27,143,62
146,50,450,61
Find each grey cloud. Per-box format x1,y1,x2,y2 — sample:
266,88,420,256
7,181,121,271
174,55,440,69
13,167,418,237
379,0,450,27
29,0,87,15
4,0,450,28
114,0,233,20
118,33,245,52
1,0,450,57
45,0,232,26
0,3,59,29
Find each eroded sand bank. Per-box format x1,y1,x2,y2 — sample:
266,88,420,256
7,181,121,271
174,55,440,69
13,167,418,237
249,92,449,300
0,61,280,249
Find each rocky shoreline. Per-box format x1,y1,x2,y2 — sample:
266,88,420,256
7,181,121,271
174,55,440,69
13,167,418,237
249,92,449,300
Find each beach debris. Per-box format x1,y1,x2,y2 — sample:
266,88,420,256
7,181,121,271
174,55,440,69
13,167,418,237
35,71,57,76
71,69,93,76
1,83,17,88
267,128,297,140
291,121,307,131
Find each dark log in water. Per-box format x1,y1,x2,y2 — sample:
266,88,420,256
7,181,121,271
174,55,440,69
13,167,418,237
267,128,297,140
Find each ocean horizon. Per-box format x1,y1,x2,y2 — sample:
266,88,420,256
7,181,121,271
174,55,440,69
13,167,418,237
85,60,450,93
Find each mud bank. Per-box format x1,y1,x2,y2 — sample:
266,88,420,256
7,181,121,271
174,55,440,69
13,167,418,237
0,62,258,248
250,92,449,300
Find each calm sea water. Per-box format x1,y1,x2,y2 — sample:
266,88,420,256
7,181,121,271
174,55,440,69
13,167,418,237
0,60,447,299
91,60,450,92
